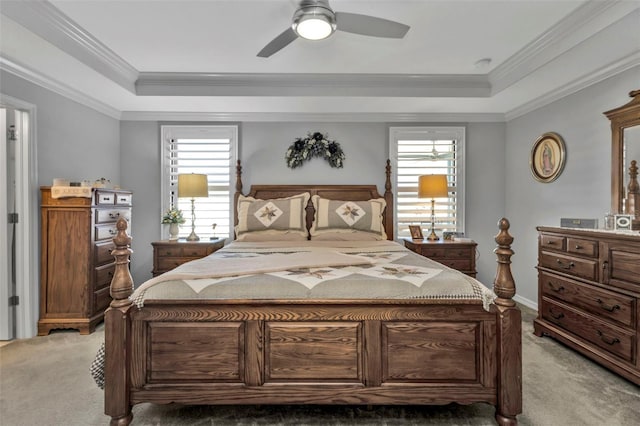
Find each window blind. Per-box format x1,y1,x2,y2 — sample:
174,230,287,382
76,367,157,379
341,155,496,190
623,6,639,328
390,127,465,239
161,126,238,240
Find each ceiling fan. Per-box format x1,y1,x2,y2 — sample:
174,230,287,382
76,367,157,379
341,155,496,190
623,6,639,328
257,0,410,58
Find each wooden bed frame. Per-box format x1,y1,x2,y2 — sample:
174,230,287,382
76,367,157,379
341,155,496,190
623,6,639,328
104,161,521,425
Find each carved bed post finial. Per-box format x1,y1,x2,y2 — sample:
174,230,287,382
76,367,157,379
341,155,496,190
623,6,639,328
234,160,243,228
384,159,394,240
493,218,516,307
110,217,133,308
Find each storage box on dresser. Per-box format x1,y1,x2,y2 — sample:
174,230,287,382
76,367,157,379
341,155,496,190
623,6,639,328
38,187,132,335
534,226,640,384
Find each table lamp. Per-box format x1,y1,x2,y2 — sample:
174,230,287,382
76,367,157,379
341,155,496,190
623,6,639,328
178,173,209,241
418,174,449,241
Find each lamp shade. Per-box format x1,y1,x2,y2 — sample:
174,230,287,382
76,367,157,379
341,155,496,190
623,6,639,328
178,173,209,198
418,175,448,198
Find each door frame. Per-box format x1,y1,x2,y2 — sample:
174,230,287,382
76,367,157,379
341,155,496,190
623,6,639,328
0,93,38,338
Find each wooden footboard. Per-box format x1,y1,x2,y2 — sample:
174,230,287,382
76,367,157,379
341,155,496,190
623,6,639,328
104,218,521,425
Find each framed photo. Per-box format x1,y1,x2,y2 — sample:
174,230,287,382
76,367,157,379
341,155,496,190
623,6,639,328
409,225,424,240
530,132,566,183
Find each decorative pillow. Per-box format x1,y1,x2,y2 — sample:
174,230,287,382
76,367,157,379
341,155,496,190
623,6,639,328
310,231,385,241
310,195,386,240
235,192,310,239
235,229,309,242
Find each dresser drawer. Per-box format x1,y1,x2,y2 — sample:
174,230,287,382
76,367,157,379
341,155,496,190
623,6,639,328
94,263,115,290
541,298,634,362
539,251,598,281
566,237,597,258
94,286,111,313
94,241,115,265
95,191,116,205
95,208,130,224
95,222,132,241
115,192,132,206
540,234,565,251
539,272,634,327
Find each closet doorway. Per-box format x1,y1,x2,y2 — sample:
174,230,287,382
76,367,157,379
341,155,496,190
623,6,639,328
0,95,37,340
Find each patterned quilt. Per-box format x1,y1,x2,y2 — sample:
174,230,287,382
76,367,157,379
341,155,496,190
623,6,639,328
132,240,495,309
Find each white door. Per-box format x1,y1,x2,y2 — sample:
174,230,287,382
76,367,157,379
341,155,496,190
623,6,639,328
0,108,16,340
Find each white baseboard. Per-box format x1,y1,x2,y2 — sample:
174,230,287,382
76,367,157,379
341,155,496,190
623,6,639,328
513,294,537,311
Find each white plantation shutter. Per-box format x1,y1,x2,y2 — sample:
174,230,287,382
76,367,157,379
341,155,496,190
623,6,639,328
389,127,465,239
161,126,238,240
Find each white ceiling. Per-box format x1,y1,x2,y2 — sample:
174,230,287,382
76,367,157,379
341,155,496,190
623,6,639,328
1,0,639,121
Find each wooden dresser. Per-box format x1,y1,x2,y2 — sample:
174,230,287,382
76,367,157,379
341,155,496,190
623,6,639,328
152,239,225,277
534,226,640,384
38,187,132,335
403,238,477,277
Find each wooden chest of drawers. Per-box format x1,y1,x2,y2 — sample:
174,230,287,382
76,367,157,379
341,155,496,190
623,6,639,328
403,238,477,277
152,239,225,277
534,226,640,384
38,187,132,335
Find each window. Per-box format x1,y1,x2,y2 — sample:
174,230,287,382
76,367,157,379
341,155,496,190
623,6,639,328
389,126,465,239
161,125,238,240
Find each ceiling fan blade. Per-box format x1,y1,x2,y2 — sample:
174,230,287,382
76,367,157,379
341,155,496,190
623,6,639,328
257,27,298,57
335,12,409,38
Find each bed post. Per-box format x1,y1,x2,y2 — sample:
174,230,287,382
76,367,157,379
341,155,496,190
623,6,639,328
384,159,394,240
105,217,134,426
492,218,522,425
234,159,243,228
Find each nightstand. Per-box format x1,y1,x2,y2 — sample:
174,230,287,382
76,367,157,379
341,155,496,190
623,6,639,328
404,238,477,277
152,239,225,277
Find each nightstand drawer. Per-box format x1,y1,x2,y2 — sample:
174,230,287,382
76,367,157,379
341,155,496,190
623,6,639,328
541,298,634,362
156,257,193,272
438,259,473,271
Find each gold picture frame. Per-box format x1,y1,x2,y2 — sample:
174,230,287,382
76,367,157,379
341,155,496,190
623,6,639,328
408,225,424,240
530,132,566,183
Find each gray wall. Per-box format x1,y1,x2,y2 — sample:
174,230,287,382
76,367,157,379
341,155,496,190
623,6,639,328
505,65,640,304
1,71,121,186
121,120,507,286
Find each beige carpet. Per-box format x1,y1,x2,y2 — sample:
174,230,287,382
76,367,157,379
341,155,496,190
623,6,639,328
1,306,638,426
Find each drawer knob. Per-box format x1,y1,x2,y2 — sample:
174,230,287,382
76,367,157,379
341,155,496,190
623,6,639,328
574,244,582,250
596,298,620,313
549,309,564,320
556,259,574,270
109,212,121,219
108,229,117,235
546,240,555,245
548,282,565,292
596,330,620,346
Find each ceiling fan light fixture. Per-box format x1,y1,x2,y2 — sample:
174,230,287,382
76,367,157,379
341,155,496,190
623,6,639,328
292,5,336,40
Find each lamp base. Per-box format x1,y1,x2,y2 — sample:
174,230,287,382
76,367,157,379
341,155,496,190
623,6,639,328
427,229,439,241
186,230,200,241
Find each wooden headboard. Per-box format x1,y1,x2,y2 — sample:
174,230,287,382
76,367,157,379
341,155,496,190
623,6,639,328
233,160,394,240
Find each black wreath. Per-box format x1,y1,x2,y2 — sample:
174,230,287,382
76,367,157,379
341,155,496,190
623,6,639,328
285,132,345,169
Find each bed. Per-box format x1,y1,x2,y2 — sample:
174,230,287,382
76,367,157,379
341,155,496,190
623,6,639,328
102,160,521,425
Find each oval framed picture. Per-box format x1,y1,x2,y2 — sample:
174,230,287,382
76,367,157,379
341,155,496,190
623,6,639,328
530,132,566,183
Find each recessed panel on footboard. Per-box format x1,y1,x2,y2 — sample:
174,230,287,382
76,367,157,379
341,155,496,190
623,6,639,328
265,322,362,383
382,322,480,382
148,322,244,382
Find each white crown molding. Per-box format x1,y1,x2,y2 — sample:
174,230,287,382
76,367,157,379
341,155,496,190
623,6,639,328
0,55,121,120
120,111,505,123
135,73,491,97
490,0,627,95
0,0,138,93
505,53,640,121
